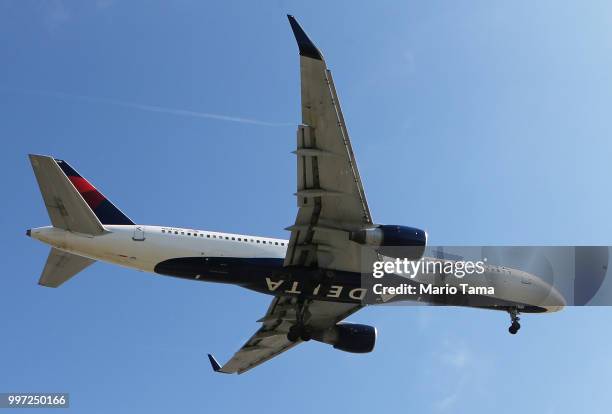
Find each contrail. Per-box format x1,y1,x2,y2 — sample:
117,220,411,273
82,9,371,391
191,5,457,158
6,88,294,127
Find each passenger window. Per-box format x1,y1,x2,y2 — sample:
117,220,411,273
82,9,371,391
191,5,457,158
232,237,235,241
275,242,278,245
174,231,178,234
181,232,185,235
225,237,229,240
257,240,260,243
187,233,191,236
161,230,165,233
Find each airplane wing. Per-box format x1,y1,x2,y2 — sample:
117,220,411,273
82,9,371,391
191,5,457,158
207,16,375,375
284,15,377,274
208,296,360,374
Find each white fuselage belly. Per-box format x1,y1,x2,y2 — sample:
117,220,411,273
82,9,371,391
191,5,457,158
30,225,286,272
29,225,564,312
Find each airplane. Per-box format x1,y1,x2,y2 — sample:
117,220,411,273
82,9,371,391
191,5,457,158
26,15,565,374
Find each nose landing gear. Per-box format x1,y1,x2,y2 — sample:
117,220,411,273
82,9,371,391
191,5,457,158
508,308,521,335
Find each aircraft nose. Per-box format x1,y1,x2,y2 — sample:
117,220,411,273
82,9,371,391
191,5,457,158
546,284,566,312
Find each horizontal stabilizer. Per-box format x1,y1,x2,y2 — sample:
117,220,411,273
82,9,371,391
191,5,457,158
39,248,95,288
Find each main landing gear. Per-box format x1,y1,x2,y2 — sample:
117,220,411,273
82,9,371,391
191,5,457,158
507,308,521,335
287,299,312,342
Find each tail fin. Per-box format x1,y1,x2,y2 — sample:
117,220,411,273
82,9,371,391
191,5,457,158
29,155,134,234
54,158,134,226
39,247,95,288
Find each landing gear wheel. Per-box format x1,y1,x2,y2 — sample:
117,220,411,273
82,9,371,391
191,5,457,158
287,326,301,342
507,308,521,335
508,322,521,335
300,328,312,342
287,325,311,342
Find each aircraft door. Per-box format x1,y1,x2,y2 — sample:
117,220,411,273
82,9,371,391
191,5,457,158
132,225,145,241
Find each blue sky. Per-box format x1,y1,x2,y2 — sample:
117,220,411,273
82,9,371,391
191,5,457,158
2,1,612,412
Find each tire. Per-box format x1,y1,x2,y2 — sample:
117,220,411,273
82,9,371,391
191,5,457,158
287,329,300,342
300,330,312,342
508,322,520,335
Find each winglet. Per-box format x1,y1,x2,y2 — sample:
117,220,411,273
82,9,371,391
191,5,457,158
287,15,323,60
207,353,223,373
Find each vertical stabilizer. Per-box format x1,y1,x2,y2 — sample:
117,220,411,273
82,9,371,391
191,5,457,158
29,155,134,235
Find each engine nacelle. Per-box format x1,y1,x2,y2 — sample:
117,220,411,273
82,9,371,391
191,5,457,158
312,323,377,354
349,224,427,260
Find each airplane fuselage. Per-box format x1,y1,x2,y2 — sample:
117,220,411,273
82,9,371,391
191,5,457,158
29,224,565,313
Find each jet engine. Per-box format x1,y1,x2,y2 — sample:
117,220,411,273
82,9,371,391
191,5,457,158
349,224,427,260
312,323,377,353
